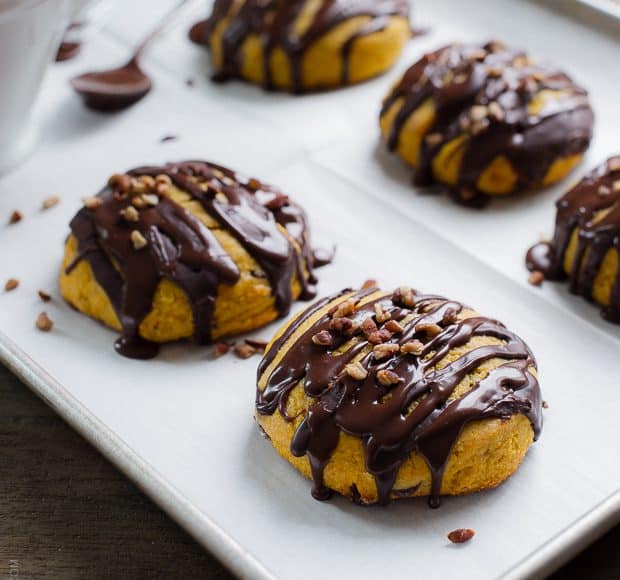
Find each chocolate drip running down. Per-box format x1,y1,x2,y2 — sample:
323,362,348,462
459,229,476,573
204,0,410,92
381,41,594,205
256,287,542,505
66,161,322,359
527,156,620,322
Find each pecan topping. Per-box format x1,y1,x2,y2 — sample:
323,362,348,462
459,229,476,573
234,343,257,359
120,206,140,222
392,286,415,308
130,230,148,250
374,303,391,323
384,320,404,334
416,323,443,337
401,340,425,356
345,362,368,381
214,342,232,357
361,278,378,289
38,290,51,302
367,329,392,344
83,197,103,210
108,173,131,194
332,299,356,318
376,369,401,386
312,330,333,347
373,343,400,360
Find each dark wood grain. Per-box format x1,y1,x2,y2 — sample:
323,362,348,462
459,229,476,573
0,362,618,579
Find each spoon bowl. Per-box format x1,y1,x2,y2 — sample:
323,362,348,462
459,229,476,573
71,59,152,112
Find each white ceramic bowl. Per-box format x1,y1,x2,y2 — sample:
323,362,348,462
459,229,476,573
0,0,73,174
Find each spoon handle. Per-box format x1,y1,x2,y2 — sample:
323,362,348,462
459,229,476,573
131,0,193,63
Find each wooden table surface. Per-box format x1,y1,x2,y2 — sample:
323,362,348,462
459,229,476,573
1,362,618,580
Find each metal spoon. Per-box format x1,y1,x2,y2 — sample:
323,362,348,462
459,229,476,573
71,0,189,112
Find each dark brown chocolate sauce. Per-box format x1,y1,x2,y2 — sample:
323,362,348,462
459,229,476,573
257,287,542,505
66,161,319,359
56,41,81,62
188,18,209,46
526,157,620,322
205,0,410,93
381,41,594,205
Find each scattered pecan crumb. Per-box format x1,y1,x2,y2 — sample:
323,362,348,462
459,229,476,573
38,290,51,302
528,271,544,286
120,206,140,222
36,312,53,332
156,183,171,196
8,210,23,224
214,342,232,357
487,101,504,121
156,174,172,186
598,185,611,196
130,230,148,250
215,192,228,204
42,195,60,210
234,342,257,359
373,343,400,360
376,369,401,386
384,320,404,334
361,279,378,290
345,361,368,381
186,77,195,87
312,330,333,347
542,400,549,409
5,278,19,292
448,528,475,544
442,311,458,325
160,134,178,143
416,323,442,337
613,180,620,193
401,340,424,356
83,196,103,210
245,338,268,352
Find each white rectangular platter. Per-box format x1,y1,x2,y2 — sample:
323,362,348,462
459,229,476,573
1,1,619,579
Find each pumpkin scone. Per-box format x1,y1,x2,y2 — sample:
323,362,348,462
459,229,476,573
256,285,542,506
527,156,620,323
206,0,412,93
60,161,321,359
380,41,594,206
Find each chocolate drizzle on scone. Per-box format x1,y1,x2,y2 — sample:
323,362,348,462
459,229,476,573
256,286,542,505
527,157,620,322
206,0,409,92
66,161,318,359
381,41,593,205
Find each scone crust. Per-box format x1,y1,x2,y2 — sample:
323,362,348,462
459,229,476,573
256,287,542,505
207,0,411,92
380,41,593,205
60,161,317,357
526,156,620,323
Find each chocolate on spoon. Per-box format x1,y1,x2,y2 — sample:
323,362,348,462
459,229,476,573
71,0,189,112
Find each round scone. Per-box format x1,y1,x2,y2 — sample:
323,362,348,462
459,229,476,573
206,0,411,93
380,41,594,206
527,156,620,323
60,161,320,359
256,285,542,506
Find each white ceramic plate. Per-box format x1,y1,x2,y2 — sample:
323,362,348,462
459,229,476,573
1,1,619,579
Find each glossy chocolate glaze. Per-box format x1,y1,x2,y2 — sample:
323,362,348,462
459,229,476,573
205,0,409,93
66,161,320,359
381,41,593,205
256,287,542,505
527,157,620,322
